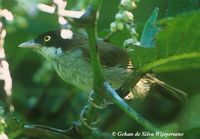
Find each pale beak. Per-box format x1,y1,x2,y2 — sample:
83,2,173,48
18,40,41,48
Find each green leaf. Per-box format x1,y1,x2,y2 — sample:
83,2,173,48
177,94,200,130
174,94,200,138
167,0,200,16
131,11,200,72
140,7,159,48
5,113,25,138
184,128,200,139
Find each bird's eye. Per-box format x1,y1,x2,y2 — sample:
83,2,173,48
44,35,51,42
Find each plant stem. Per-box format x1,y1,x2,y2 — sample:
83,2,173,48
104,82,159,132
118,70,145,98
85,0,105,95
23,124,75,139
87,26,105,94
103,31,116,42
76,0,107,135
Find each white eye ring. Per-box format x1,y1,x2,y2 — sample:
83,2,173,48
44,35,51,42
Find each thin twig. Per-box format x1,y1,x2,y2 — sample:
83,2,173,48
22,124,77,139
103,31,116,42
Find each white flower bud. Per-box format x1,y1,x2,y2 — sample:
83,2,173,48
110,22,117,32
125,11,134,20
131,1,137,9
126,24,131,30
123,11,134,22
121,0,137,10
123,38,138,47
115,12,124,21
121,0,131,6
117,22,124,30
130,28,136,35
124,38,134,46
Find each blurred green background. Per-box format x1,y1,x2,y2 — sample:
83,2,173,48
0,0,200,138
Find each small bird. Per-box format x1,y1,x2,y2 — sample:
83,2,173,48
18,29,187,101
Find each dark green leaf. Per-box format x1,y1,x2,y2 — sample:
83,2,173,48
184,128,200,139
167,0,200,16
179,94,200,129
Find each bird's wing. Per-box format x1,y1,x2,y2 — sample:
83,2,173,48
97,41,132,69
79,40,132,69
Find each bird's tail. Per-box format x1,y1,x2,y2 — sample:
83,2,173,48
146,74,188,103
124,74,188,103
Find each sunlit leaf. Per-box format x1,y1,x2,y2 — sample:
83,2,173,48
131,11,200,72
140,7,159,48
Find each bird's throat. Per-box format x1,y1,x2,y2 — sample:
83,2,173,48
40,48,94,92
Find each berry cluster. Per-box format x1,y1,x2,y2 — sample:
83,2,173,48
110,0,139,49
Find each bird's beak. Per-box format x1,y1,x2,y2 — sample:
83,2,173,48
18,40,41,48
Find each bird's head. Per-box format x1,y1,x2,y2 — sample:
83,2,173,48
18,29,82,58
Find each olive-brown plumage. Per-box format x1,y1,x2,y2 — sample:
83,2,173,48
18,30,187,101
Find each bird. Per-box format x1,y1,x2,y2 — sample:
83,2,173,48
18,29,187,101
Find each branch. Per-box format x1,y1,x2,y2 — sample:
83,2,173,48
37,3,84,18
70,0,112,137
87,26,105,94
0,9,14,112
104,82,159,132
75,0,106,97
22,124,77,139
117,69,145,98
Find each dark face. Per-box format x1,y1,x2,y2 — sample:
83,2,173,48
19,29,87,52
34,30,73,51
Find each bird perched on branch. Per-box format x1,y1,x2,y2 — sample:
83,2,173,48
18,29,187,101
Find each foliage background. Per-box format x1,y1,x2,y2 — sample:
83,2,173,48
0,0,200,138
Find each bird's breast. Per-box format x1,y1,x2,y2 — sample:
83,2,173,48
52,49,94,92
42,48,131,93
